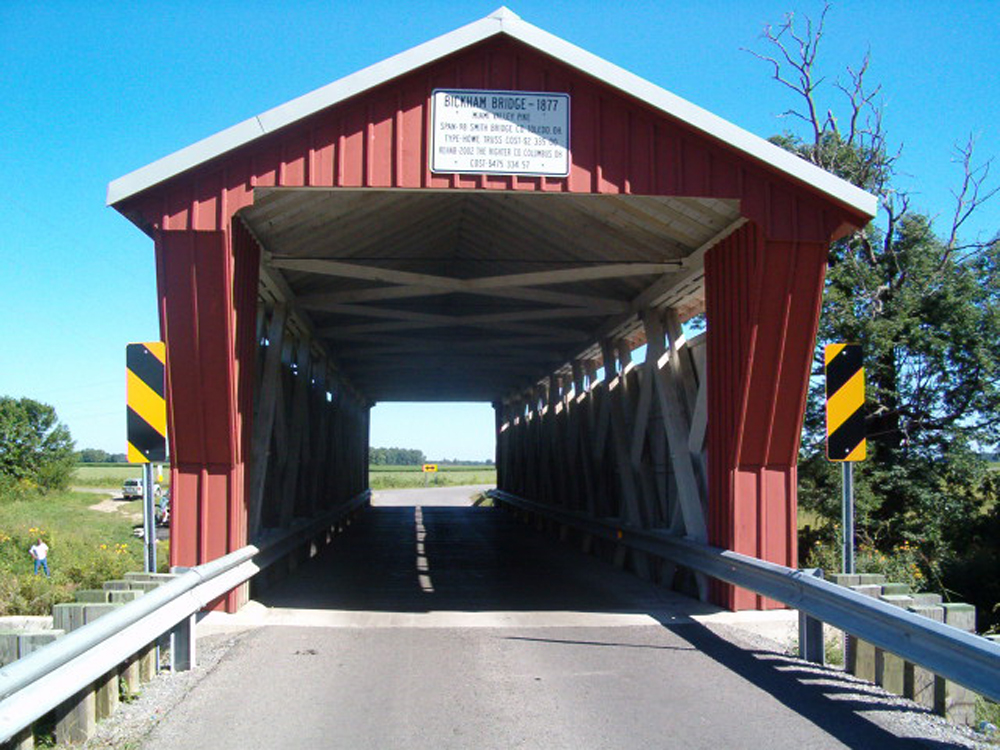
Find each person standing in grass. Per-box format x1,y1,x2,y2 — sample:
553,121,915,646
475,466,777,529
29,538,49,577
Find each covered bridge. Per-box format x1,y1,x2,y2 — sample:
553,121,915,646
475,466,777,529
107,8,875,611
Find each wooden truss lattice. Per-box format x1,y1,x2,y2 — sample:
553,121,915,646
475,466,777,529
496,307,710,599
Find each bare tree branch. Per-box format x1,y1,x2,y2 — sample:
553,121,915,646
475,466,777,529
742,6,831,149
944,134,1000,263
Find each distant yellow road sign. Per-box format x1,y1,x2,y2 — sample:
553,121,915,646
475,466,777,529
825,343,866,462
422,464,438,473
127,342,167,463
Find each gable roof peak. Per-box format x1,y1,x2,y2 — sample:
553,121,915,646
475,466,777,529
487,6,521,24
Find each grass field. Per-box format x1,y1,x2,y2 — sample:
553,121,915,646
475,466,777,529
72,464,171,489
798,507,823,530
0,488,168,615
369,465,496,489
72,463,494,490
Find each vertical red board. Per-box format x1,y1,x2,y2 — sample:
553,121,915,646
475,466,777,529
280,131,309,187
340,105,366,186
311,122,337,187
164,186,192,231
398,84,426,188
193,171,222,231
568,86,596,193
627,115,652,194
169,468,200,569
252,144,280,188
598,98,627,193
369,94,396,187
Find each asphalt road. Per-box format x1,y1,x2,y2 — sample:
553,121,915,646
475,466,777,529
371,484,493,507
140,489,948,750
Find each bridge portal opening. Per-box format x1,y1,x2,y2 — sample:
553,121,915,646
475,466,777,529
368,401,496,492
241,186,723,563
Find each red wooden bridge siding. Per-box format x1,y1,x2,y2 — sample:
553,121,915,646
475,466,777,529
119,36,864,610
705,223,829,609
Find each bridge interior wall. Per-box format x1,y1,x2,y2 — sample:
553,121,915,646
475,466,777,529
495,312,711,597
492,222,830,610
155,224,369,610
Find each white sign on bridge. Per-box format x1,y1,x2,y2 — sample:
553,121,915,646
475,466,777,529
430,89,570,177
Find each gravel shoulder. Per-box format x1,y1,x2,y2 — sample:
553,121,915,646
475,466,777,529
81,631,251,750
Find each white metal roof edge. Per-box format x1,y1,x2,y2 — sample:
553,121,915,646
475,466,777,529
107,6,877,219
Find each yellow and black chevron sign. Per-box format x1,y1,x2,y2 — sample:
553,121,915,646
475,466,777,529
126,342,166,463
825,343,866,462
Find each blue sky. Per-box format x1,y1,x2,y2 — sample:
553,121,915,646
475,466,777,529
0,1,997,460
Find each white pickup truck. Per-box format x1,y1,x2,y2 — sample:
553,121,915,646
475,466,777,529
122,478,161,500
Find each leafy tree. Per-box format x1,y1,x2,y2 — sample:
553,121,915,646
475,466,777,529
76,449,126,464
77,448,111,463
368,447,426,466
0,396,76,491
749,6,1000,611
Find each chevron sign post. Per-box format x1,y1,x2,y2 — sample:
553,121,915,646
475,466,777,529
825,343,866,576
127,342,166,572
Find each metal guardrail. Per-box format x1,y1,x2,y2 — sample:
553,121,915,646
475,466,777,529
0,490,370,744
487,489,1000,702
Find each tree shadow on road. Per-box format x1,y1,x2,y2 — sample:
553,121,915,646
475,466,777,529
655,616,969,750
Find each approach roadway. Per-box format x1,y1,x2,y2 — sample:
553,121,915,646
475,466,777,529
139,487,951,750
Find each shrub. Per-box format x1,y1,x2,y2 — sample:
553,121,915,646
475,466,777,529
0,569,75,617
804,527,930,592
60,543,142,589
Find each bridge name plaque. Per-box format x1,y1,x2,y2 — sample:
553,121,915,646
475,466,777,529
430,89,570,177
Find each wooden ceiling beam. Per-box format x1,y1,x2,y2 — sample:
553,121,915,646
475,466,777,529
271,258,678,289
316,303,598,324
297,283,630,313
319,317,591,339
320,330,581,344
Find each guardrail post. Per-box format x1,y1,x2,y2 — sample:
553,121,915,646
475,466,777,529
170,615,197,672
875,593,913,695
797,569,825,665
935,604,977,726
120,655,141,700
6,726,32,749
94,668,119,720
846,584,882,681
138,643,156,684
904,604,943,709
55,684,96,744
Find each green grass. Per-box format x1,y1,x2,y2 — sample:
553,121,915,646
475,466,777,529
368,464,494,472
0,487,168,615
798,507,822,530
72,464,171,489
977,696,1000,740
368,465,496,489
